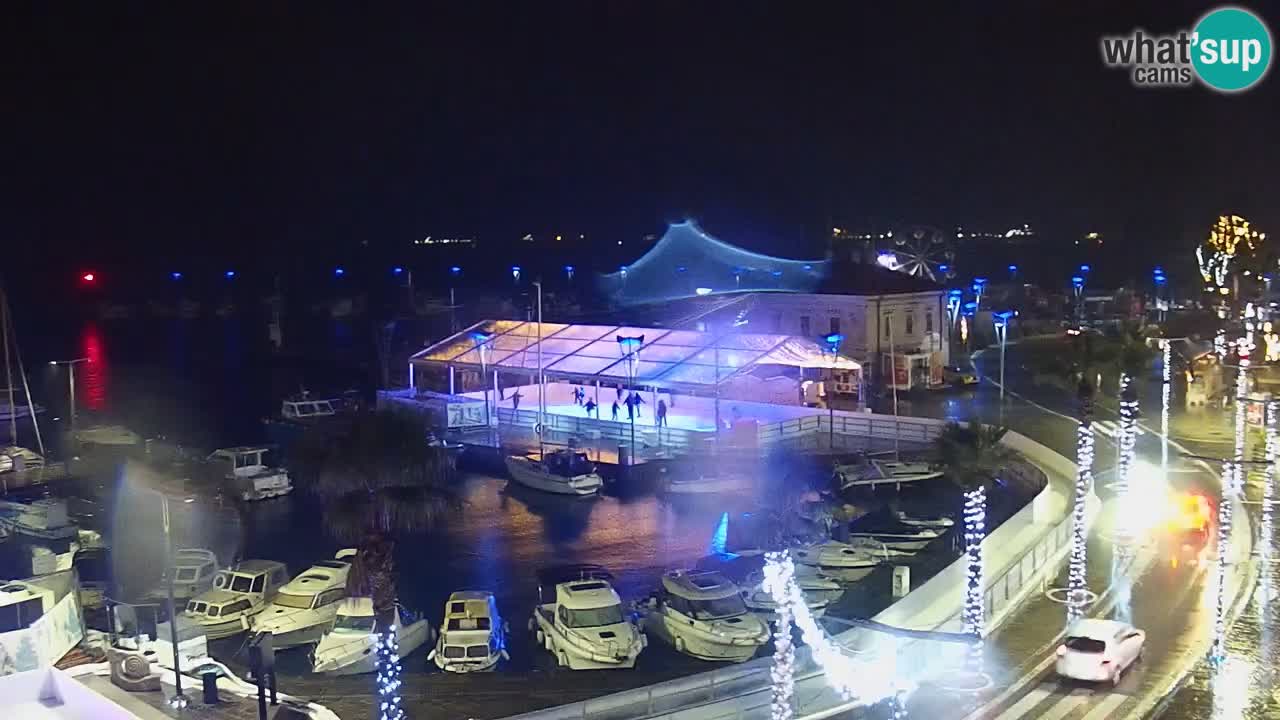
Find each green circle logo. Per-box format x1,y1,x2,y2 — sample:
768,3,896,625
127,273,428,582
1192,7,1272,92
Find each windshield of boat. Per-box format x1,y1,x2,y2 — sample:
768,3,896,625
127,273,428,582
334,614,376,632
563,604,624,628
689,595,747,620
546,451,592,478
273,592,315,610
175,567,199,582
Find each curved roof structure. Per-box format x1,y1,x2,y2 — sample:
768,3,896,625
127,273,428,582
411,319,859,392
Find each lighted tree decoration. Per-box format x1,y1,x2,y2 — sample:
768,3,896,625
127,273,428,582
1069,381,1094,622
1196,214,1265,292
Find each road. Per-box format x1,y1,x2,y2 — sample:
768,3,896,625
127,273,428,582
895,339,1262,719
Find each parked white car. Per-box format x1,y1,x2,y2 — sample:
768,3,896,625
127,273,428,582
1055,619,1145,685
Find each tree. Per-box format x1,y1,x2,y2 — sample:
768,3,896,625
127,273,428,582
304,410,457,720
1107,324,1156,502
933,422,1013,673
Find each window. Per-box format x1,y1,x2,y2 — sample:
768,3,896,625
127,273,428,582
466,645,490,658
443,645,466,658
688,595,747,620
829,317,840,335
925,312,933,333
230,575,253,593
562,604,624,628
905,313,914,335
334,614,375,632
175,568,198,582
662,592,693,617
249,575,265,593
557,605,569,626
0,597,45,632
883,315,892,339
799,316,811,336
273,592,315,610
318,588,346,607
222,600,251,616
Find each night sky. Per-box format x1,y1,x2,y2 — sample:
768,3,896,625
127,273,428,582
5,1,1278,278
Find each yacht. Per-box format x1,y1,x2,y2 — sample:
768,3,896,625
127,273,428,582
1,499,78,541
208,447,293,502
833,457,943,491
640,571,769,663
847,515,946,551
145,549,221,604
279,395,339,423
311,598,434,675
893,509,955,529
791,541,902,583
250,550,357,648
659,468,753,495
73,425,143,448
505,450,602,496
530,565,645,670
181,560,289,639
430,591,509,673
695,552,843,617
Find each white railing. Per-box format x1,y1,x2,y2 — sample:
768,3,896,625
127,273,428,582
496,408,711,454
756,411,945,448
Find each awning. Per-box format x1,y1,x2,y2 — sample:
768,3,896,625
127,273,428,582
411,320,860,392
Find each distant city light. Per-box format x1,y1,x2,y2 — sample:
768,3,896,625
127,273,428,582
450,266,461,274
695,287,713,296
393,266,404,275
1008,265,1018,272
334,267,345,276
564,265,575,272
170,271,182,280
225,270,236,279
1080,264,1091,273
81,273,95,283
876,252,898,269
939,264,950,272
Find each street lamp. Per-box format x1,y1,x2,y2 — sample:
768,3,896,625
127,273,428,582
1008,264,1018,281
48,358,88,433
616,335,644,464
993,312,1014,403
1153,267,1168,322
971,277,988,312
820,333,844,449
472,333,493,433
1071,275,1085,327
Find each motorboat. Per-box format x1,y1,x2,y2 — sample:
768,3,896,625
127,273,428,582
73,425,143,448
0,446,47,474
74,546,111,610
640,570,769,663
505,450,602,496
847,514,946,551
0,400,44,422
430,591,509,673
659,468,753,495
791,541,898,583
694,552,844,609
208,447,293,502
530,564,645,670
312,598,434,675
1,499,79,541
249,549,358,648
181,560,289,640
0,580,57,630
833,457,943,491
146,549,221,603
892,509,955,529
279,395,339,423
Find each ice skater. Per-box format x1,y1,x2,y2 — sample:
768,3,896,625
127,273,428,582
656,398,668,427
611,399,620,421
584,399,597,417
511,389,522,411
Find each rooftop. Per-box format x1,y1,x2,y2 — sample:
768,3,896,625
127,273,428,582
660,571,740,601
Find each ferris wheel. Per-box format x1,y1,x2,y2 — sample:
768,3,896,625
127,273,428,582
891,225,956,283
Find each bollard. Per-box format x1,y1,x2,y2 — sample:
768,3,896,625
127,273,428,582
202,670,219,704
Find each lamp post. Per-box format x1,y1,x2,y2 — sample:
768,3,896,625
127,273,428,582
616,335,644,464
993,312,1014,404
1071,275,1085,327
156,489,187,708
472,333,493,434
971,277,988,313
48,358,88,433
820,333,844,450
1153,267,1167,322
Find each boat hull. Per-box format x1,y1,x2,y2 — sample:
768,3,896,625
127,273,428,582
505,457,601,496
313,620,432,675
257,622,329,649
847,534,935,551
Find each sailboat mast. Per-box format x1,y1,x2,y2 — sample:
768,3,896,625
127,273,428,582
535,282,544,460
2,292,44,456
2,293,15,446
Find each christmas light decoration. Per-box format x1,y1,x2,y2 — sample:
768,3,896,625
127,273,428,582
1197,214,1264,291
1069,421,1093,623
376,625,405,720
1213,336,1251,663
1161,340,1171,473
762,552,905,710
1115,373,1138,513
764,552,796,720
1262,401,1276,570
962,486,986,671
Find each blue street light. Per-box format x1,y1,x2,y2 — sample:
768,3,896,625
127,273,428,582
334,267,345,277
972,277,988,292
393,266,404,275
1008,264,1018,273
224,270,236,279
993,311,1015,400
1072,275,1085,289
170,271,183,281
939,264,950,273
511,266,521,282
963,301,978,315
1080,264,1091,273
450,266,461,275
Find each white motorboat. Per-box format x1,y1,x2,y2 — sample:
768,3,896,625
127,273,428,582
249,549,357,648
0,400,44,422
181,560,289,640
146,548,221,603
530,565,645,670
1,499,79,540
505,450,602,496
73,425,143,448
791,541,895,583
846,525,944,551
833,458,943,490
740,563,841,620
893,509,955,529
640,571,769,663
208,447,293,502
312,598,434,675
0,446,47,474
279,395,339,423
431,591,509,673
660,469,753,495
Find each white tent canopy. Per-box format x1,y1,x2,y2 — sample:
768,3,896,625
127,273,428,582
411,320,859,392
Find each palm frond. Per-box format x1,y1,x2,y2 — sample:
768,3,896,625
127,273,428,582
933,422,1014,491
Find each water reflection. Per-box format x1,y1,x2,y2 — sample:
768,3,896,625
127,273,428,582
79,322,107,411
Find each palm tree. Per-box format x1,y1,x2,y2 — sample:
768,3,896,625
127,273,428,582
934,422,1013,672
1108,324,1156,502
1066,330,1103,621
300,410,457,720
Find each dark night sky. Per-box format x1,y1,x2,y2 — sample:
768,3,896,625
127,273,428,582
4,1,1278,276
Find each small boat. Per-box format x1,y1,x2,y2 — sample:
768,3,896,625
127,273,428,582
208,446,293,502
181,560,290,640
846,521,945,552
0,400,45,422
893,509,955,529
833,457,943,490
278,395,340,423
73,425,143,448
249,549,358,648
312,598,434,675
431,591,509,673
660,469,753,495
639,570,769,663
791,541,895,583
505,450,602,496
530,565,645,670
0,446,47,475
695,552,845,610
145,548,221,603
1,499,79,540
